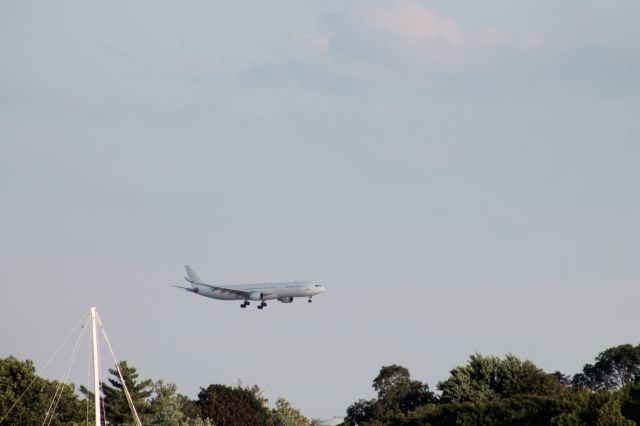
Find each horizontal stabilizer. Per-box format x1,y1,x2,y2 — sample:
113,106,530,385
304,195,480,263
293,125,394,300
172,284,198,293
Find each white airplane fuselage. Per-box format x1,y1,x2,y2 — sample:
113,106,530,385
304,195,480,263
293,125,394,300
192,281,324,302
175,265,325,309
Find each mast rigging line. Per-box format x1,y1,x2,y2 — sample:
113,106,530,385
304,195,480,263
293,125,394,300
42,316,90,426
96,312,143,426
0,311,90,424
0,308,143,426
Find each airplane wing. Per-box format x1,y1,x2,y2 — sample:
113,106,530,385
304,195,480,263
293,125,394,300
184,277,254,297
197,282,253,297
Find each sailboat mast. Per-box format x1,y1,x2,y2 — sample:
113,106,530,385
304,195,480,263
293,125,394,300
91,307,102,426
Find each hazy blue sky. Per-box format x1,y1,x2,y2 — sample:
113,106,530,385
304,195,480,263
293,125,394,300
1,0,639,419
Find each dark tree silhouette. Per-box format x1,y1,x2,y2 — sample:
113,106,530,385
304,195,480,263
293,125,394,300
197,383,272,426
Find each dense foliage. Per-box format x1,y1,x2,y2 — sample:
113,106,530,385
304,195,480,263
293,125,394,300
345,344,640,426
1,356,306,425
0,356,84,425
2,343,640,425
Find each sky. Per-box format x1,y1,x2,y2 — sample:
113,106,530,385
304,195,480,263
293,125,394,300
1,0,639,419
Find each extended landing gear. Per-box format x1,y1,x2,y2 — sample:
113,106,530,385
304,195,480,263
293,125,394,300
240,301,250,308
308,297,313,303
257,302,267,310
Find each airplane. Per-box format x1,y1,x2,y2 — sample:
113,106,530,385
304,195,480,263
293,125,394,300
173,265,325,309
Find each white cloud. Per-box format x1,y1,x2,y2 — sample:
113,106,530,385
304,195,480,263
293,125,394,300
352,0,465,46
350,0,519,52
292,0,525,70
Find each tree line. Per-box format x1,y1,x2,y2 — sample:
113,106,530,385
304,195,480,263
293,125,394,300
345,344,640,425
0,358,308,425
1,343,640,425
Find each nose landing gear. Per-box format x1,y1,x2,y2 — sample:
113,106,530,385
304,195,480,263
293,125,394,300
308,297,313,303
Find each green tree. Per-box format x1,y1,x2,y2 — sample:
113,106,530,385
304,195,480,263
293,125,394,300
176,393,201,420
621,379,640,423
101,360,152,425
345,398,378,425
437,353,562,403
373,365,412,405
594,395,634,426
551,412,586,426
272,397,309,426
404,392,589,426
143,380,185,425
0,356,84,425
573,344,640,391
197,383,272,426
345,365,434,425
372,365,435,413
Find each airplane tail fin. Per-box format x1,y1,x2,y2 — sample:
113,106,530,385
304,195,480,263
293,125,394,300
184,265,205,284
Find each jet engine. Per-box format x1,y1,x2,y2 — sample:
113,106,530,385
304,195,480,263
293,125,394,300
249,292,264,301
278,297,294,303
